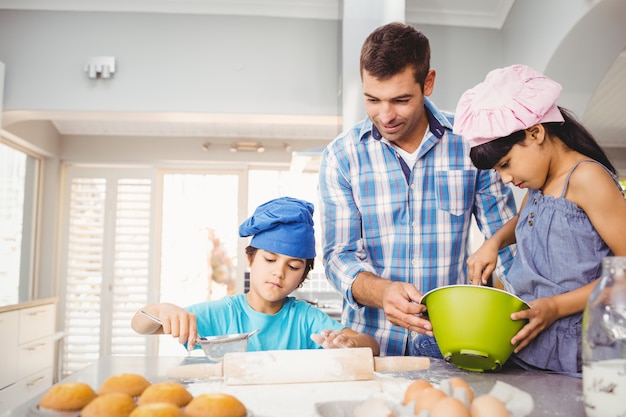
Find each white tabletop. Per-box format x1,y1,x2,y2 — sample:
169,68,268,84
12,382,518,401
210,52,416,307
3,355,584,417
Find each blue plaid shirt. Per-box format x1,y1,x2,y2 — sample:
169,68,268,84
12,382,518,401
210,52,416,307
318,98,516,356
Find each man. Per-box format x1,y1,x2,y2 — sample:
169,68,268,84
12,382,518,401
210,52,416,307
318,22,517,356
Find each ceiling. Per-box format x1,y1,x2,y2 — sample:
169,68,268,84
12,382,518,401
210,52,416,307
1,0,624,148
0,0,516,28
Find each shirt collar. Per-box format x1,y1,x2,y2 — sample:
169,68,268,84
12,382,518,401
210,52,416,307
364,97,452,142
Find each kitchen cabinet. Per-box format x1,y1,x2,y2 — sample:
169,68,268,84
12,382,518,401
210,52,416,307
0,299,57,413
0,311,19,390
0,60,4,130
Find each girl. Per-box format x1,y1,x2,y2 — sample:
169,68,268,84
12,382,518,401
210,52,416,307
453,64,626,375
131,196,379,355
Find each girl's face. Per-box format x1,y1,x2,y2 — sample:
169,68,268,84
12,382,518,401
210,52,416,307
247,249,306,305
492,129,548,190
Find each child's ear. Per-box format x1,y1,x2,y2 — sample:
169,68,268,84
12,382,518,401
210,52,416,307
526,124,545,144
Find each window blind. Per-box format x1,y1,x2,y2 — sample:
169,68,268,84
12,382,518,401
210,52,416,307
63,177,106,374
62,175,153,376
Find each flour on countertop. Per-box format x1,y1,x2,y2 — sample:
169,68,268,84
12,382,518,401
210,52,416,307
185,376,406,417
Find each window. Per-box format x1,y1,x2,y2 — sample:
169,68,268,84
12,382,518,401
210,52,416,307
60,167,155,375
0,140,41,307
157,171,243,356
58,164,337,374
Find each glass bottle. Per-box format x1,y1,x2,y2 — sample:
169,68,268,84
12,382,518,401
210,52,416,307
582,256,626,417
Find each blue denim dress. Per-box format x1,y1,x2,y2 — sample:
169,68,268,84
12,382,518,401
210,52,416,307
501,160,618,375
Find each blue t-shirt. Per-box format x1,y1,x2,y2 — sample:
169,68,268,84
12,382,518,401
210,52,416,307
186,294,344,351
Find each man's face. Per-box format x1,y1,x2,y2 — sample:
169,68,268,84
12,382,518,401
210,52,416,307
362,66,435,151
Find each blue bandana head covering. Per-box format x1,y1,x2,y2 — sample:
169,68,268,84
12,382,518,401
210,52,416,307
239,196,316,259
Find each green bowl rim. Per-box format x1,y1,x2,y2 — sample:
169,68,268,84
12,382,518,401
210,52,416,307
420,284,530,309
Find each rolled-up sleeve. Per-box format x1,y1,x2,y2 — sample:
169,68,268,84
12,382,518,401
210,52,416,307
318,137,376,309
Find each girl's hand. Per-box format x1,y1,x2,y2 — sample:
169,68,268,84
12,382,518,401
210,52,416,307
311,329,356,349
466,239,500,285
510,297,559,352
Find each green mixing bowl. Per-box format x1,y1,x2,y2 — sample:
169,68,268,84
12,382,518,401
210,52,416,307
421,285,530,372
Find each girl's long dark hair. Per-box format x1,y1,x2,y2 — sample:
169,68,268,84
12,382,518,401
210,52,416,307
469,107,616,174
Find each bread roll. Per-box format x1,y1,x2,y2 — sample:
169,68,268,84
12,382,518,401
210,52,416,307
129,402,186,417
99,373,151,397
39,382,97,411
137,381,192,407
185,393,247,417
81,392,136,417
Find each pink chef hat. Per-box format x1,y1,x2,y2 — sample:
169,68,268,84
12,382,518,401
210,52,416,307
453,64,565,148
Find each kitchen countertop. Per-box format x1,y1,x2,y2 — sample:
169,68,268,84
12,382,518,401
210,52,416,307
3,355,584,417
0,297,57,313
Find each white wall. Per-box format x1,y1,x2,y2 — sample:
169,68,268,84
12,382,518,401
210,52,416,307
0,11,340,116
503,0,626,122
413,24,502,113
3,2,625,143
0,9,515,124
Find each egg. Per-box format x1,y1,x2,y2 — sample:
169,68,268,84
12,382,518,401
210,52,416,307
430,396,471,417
412,387,447,415
402,379,433,405
470,394,510,417
449,376,475,403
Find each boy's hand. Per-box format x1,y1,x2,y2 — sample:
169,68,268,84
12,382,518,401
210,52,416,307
311,329,356,349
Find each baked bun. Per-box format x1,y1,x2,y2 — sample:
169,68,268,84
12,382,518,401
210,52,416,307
137,381,192,407
99,373,151,397
39,382,97,411
185,393,247,417
81,392,136,417
129,402,186,417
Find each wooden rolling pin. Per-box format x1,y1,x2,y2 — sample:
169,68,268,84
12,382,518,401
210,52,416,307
166,349,430,384
373,355,431,373
223,348,375,385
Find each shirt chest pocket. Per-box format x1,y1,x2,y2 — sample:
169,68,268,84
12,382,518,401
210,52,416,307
435,170,475,216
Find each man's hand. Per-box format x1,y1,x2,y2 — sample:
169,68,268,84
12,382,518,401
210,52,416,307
381,281,433,336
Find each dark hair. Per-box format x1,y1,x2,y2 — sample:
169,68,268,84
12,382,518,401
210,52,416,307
245,246,314,286
360,22,431,89
469,107,616,174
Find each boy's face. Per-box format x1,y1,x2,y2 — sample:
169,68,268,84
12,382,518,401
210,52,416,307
248,249,306,303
